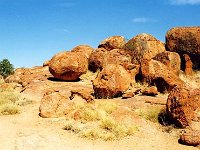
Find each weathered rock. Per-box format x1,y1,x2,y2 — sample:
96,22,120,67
166,27,200,70
88,48,108,72
142,86,158,96
153,51,181,75
93,64,133,99
49,51,88,81
183,54,193,75
141,59,184,93
5,66,52,87
39,89,71,118
124,33,165,64
70,88,94,103
179,130,200,146
71,45,94,59
166,86,200,128
98,36,126,51
102,49,133,67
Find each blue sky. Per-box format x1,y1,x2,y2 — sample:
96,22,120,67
0,0,200,68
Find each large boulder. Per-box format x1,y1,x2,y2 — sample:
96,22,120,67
166,87,200,128
141,59,184,93
93,64,133,99
49,51,88,81
39,89,71,118
88,48,108,72
153,51,181,75
166,27,200,70
124,33,166,64
98,36,126,51
71,45,94,59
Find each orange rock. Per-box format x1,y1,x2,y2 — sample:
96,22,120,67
183,54,193,75
98,36,126,51
88,48,108,72
71,45,94,59
166,27,200,70
49,51,88,81
141,59,184,93
93,64,133,99
124,33,166,64
153,51,181,75
166,87,200,128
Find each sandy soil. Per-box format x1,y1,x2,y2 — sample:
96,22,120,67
0,94,199,150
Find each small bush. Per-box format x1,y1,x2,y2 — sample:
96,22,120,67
0,59,14,78
0,103,20,115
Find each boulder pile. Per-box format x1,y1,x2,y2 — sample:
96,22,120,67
4,26,200,146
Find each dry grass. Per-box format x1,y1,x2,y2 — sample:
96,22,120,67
0,85,32,115
64,100,139,140
80,70,99,83
179,71,200,89
135,107,164,123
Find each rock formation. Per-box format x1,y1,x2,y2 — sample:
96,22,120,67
166,27,200,70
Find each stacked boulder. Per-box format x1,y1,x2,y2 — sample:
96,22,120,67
48,45,94,81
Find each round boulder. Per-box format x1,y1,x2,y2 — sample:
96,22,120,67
49,51,88,81
93,64,132,99
124,33,166,64
98,36,126,51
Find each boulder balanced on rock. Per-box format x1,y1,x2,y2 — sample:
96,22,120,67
49,51,88,81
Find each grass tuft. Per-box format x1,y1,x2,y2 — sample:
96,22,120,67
136,107,163,123
64,101,138,140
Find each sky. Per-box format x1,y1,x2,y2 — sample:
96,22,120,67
0,0,200,68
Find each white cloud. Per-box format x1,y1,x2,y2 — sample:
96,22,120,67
169,0,200,5
132,17,157,23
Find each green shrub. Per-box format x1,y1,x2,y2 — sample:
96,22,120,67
0,59,14,78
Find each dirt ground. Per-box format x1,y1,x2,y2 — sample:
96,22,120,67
0,93,198,150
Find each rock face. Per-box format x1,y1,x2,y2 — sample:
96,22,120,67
49,51,88,81
71,45,94,59
88,48,108,72
179,130,200,147
166,27,200,70
141,59,184,93
93,64,132,99
153,51,181,75
124,33,165,64
166,87,200,128
98,36,126,51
